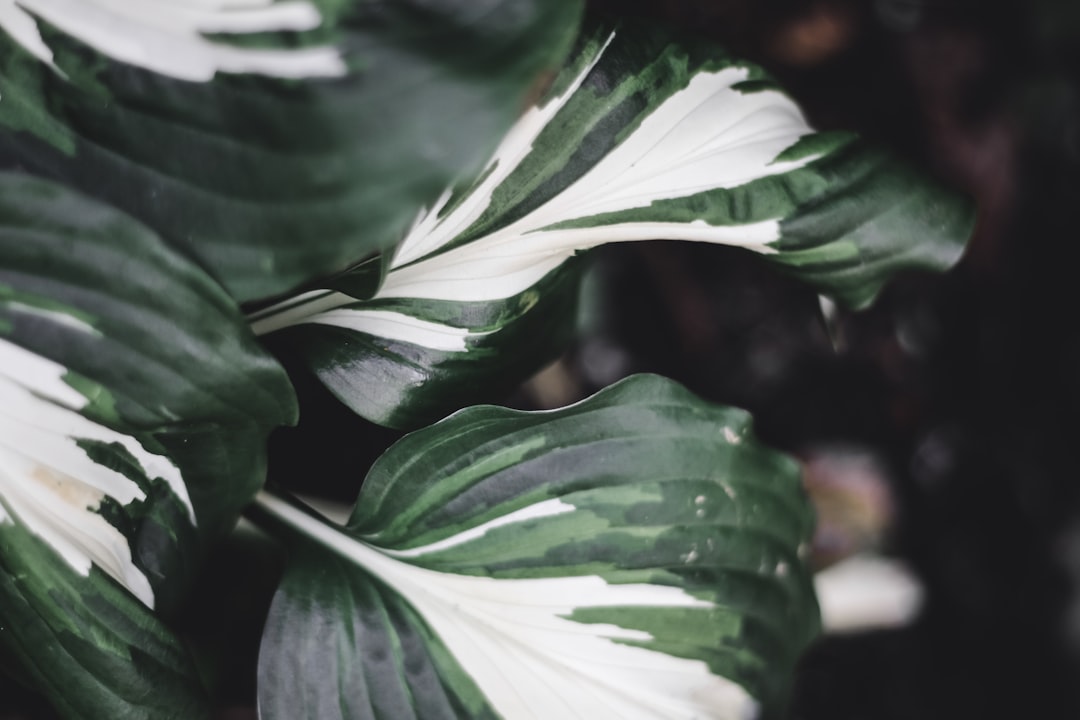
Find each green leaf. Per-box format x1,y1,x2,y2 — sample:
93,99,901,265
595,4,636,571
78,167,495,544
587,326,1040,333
0,520,211,720
0,0,584,302
0,173,296,717
259,254,587,430
251,19,974,428
254,374,818,719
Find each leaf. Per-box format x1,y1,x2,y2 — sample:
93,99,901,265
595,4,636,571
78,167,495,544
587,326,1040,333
0,0,584,302
251,20,975,428
0,173,296,717
257,254,587,430
254,374,818,720
0,519,211,719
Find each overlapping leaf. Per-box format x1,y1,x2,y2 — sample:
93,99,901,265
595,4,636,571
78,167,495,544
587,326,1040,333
0,520,211,719
252,19,974,428
255,374,818,719
0,0,584,301
0,173,296,718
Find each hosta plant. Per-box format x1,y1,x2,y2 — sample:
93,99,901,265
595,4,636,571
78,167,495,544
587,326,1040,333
0,2,972,719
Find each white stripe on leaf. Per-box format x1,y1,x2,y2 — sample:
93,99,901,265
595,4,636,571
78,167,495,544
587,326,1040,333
4,301,102,335
0,335,88,409
379,66,812,303
379,218,781,304
0,0,345,82
258,491,760,720
0,338,195,608
307,309,492,353
390,31,618,269
252,37,823,351
380,498,575,558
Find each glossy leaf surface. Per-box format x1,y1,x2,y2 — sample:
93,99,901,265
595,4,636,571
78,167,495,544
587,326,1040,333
0,174,296,718
256,374,818,719
253,20,974,428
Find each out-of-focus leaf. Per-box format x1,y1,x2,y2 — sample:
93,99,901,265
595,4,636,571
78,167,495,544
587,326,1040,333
0,0,584,301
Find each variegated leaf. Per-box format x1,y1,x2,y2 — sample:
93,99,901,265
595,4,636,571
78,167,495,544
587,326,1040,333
251,20,974,428
254,374,817,720
0,0,583,302
0,511,212,719
0,173,296,718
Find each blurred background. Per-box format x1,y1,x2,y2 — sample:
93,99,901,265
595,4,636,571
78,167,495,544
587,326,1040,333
5,0,1080,718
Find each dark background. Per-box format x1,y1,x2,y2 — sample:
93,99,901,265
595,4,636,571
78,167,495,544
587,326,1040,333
5,1,1080,717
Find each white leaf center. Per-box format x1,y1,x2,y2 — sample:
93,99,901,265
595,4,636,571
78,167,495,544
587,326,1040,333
0,338,195,608
258,492,760,720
